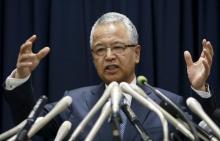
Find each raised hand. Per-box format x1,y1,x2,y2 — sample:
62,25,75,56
15,35,50,78
184,39,214,91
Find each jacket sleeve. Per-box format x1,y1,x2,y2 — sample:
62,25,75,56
3,78,36,125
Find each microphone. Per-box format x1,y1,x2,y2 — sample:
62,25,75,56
68,81,118,141
0,120,27,140
84,101,112,141
133,82,218,141
160,99,218,141
111,83,122,115
27,96,72,138
120,82,169,141
199,121,213,133
129,84,195,140
54,121,72,141
7,117,44,141
15,95,48,141
197,121,220,141
137,75,199,141
187,97,220,140
121,103,153,141
110,83,123,141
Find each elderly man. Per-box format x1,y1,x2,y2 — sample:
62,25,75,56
3,12,215,141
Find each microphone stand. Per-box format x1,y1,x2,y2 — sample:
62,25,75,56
121,103,153,141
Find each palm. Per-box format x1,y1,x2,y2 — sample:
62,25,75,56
184,39,213,90
187,57,207,88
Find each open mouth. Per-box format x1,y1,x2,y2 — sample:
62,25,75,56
104,64,119,74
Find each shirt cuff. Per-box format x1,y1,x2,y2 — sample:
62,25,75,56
5,69,31,91
191,85,211,98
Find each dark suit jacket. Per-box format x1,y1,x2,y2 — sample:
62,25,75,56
4,79,216,141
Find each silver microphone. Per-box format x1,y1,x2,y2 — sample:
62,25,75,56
68,81,118,141
27,96,72,138
54,121,72,141
0,120,27,140
85,101,112,141
187,97,220,140
129,84,195,141
120,82,169,141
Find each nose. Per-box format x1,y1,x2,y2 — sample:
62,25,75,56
105,48,116,60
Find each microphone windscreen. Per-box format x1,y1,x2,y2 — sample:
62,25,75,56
137,75,148,85
54,121,72,141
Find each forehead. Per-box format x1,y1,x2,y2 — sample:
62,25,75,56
92,23,130,46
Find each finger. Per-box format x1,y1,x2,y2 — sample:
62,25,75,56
18,53,36,62
205,41,214,57
17,62,33,69
202,59,210,76
184,51,193,66
201,39,207,57
202,38,206,46
203,49,212,66
26,35,37,43
36,47,50,60
20,41,33,54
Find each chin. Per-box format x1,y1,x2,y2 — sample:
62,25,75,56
103,75,122,84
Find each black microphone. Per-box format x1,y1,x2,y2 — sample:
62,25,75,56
15,95,48,141
121,103,153,141
137,75,200,141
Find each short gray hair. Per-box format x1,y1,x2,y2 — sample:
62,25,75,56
90,12,138,48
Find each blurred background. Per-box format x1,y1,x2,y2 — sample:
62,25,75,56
0,0,219,140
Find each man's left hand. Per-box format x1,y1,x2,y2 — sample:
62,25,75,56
184,39,214,91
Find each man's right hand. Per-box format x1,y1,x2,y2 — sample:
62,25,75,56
15,35,50,79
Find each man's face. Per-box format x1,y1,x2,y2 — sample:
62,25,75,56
91,23,140,84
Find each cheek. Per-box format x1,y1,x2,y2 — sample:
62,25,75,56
94,59,104,72
117,56,135,72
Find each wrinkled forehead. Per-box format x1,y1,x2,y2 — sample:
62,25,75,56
92,23,131,46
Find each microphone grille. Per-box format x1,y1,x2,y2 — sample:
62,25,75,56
62,121,72,130
63,96,73,105
137,75,148,85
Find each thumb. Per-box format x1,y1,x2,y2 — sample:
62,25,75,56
36,47,50,60
184,51,193,66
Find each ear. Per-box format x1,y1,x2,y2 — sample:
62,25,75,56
134,45,141,64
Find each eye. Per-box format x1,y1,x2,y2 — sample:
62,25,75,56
94,47,106,56
112,45,125,53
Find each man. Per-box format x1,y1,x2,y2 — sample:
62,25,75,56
3,12,215,140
